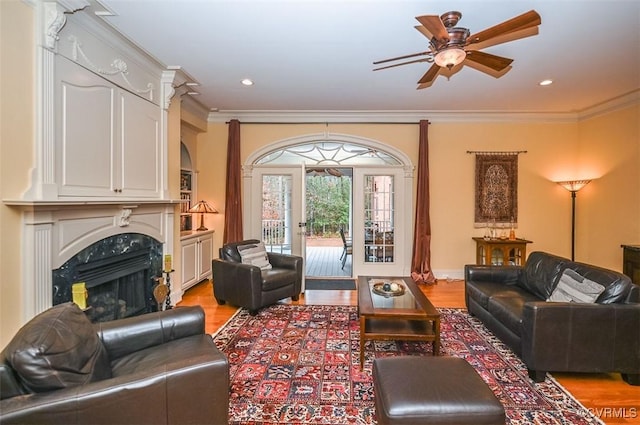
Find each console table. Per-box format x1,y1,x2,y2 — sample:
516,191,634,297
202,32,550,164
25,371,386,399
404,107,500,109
621,244,640,285
473,237,532,266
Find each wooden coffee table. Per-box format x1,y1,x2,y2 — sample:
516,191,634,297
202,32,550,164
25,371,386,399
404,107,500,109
357,276,440,368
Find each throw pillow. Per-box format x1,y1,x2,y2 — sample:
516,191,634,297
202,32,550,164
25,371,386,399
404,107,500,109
4,302,111,393
237,241,272,270
547,268,605,303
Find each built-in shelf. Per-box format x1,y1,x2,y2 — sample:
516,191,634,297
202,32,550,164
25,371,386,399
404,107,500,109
180,169,193,232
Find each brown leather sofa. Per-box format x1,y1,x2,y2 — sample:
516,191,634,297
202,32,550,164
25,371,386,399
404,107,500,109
465,251,640,385
0,303,229,424
212,239,303,315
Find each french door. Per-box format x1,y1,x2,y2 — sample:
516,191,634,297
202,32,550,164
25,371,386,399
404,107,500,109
246,165,410,281
247,165,306,268
352,167,408,276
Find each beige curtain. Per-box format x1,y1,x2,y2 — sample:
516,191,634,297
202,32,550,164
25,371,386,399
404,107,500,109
411,120,436,284
223,119,243,243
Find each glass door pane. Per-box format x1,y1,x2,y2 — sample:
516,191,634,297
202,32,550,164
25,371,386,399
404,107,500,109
364,175,394,263
261,175,293,254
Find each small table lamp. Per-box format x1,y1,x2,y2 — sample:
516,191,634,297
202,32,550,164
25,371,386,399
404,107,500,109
188,200,218,231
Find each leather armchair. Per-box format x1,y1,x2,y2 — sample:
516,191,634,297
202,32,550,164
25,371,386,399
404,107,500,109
0,303,229,424
212,239,303,315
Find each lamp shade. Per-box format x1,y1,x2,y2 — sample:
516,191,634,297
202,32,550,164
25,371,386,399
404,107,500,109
556,180,592,192
188,200,218,214
188,200,218,231
434,47,467,69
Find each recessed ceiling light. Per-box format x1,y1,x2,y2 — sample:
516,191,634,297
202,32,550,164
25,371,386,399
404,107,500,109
539,79,553,86
241,78,254,86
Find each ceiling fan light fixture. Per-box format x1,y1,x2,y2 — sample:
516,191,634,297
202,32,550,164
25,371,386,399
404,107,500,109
434,47,466,69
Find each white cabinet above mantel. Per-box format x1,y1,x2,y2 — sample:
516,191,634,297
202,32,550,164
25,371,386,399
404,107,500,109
18,4,202,205
55,56,162,199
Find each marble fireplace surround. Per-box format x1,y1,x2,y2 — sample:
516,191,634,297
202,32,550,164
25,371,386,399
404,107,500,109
20,201,176,322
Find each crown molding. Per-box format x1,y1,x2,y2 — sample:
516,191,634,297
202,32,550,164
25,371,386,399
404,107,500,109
181,95,211,124
207,90,640,124
577,89,640,121
207,109,578,124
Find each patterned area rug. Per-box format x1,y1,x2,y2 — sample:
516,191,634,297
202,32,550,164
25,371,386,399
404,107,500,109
212,304,603,425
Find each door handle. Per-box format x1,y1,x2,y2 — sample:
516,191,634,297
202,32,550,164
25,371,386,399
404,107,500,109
298,222,307,227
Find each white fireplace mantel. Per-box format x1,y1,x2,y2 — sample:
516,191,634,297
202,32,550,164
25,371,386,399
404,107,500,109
15,201,177,322
7,2,200,323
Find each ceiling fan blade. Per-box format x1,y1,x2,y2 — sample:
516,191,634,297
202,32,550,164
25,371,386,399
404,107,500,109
373,57,431,71
468,26,538,50
464,50,513,72
415,15,449,41
414,25,434,40
464,59,512,78
373,50,431,65
417,63,441,85
467,10,541,45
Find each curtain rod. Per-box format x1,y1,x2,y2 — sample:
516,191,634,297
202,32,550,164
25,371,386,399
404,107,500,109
225,121,426,125
466,150,527,155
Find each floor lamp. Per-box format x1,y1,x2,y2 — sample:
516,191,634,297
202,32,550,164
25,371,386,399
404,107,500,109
188,200,219,231
556,180,591,260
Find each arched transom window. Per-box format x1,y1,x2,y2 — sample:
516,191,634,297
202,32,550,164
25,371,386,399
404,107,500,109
255,141,402,166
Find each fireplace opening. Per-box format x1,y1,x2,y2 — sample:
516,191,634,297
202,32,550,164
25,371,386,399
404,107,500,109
52,233,163,322
77,249,151,321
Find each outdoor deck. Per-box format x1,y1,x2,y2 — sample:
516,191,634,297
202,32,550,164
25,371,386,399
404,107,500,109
306,245,352,278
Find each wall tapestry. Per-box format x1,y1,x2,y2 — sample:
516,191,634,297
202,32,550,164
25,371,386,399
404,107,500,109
474,153,518,225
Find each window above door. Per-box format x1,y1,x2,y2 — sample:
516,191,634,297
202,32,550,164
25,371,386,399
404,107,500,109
255,141,402,166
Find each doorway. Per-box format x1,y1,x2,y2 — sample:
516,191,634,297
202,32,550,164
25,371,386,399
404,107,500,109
305,167,353,278
243,136,414,281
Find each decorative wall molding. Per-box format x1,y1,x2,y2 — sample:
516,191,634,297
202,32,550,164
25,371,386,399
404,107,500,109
57,0,90,12
163,66,202,111
119,208,133,227
69,35,154,95
56,3,166,105
43,2,67,50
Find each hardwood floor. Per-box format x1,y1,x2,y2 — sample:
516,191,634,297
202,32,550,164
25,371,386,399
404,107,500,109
179,279,640,425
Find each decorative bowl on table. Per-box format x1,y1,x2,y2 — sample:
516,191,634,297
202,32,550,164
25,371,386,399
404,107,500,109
372,281,405,297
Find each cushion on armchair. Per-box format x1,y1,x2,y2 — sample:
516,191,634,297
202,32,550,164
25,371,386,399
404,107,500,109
3,302,111,393
237,241,272,270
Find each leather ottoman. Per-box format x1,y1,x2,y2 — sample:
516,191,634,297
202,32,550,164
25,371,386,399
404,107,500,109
373,356,505,425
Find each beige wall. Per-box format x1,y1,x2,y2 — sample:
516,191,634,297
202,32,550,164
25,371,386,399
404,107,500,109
0,1,35,346
198,111,637,274
578,105,640,270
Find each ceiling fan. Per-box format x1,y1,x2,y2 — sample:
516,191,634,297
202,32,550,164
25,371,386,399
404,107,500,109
373,10,541,89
